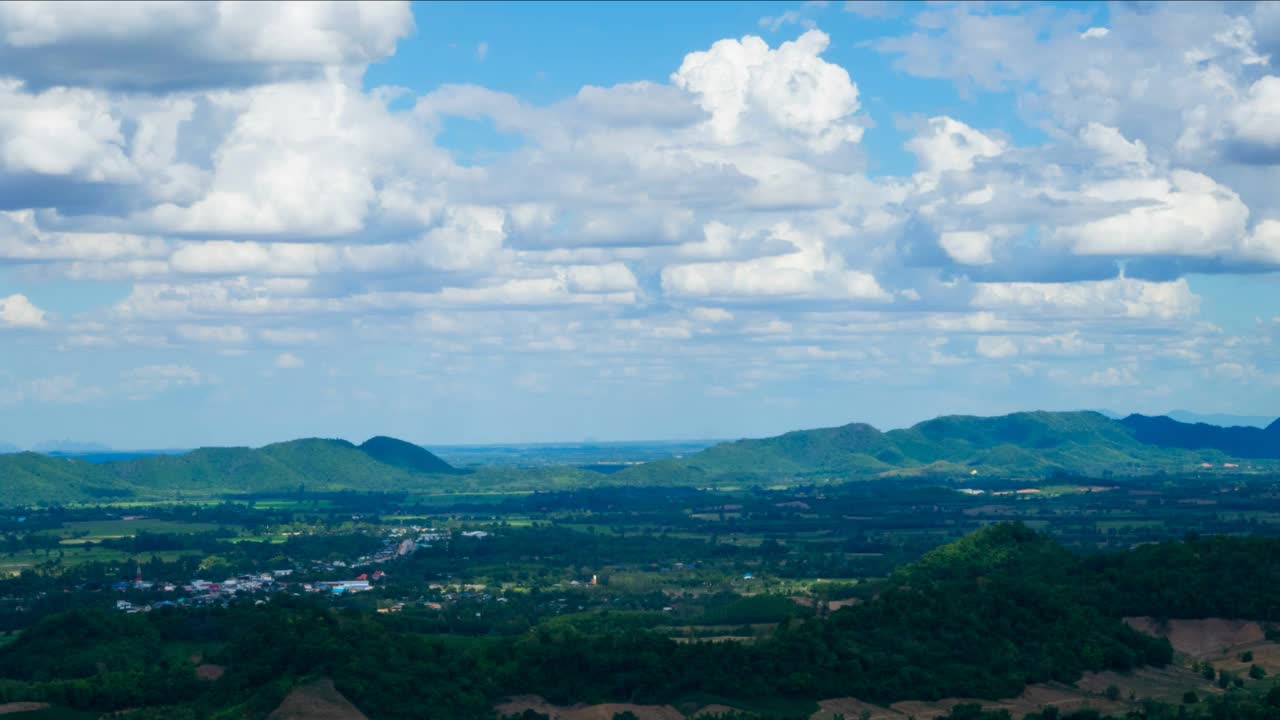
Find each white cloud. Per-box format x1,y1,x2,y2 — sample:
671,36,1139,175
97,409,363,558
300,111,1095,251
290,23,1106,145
417,206,508,271
123,364,211,396
259,327,323,345
0,80,133,181
1082,365,1138,387
0,374,99,407
176,323,248,344
0,293,46,328
1230,75,1280,150
0,1,414,90
662,223,890,301
1078,123,1149,167
906,116,1004,187
1055,170,1249,257
938,231,994,265
1239,219,1280,264
274,352,305,369
671,29,863,151
976,335,1018,359
148,75,437,236
475,41,489,61
972,276,1200,320
690,307,734,323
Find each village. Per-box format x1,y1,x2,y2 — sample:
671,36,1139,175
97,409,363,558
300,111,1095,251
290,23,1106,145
110,525,471,614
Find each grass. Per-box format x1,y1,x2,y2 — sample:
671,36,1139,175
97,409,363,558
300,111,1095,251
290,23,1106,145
1,546,204,574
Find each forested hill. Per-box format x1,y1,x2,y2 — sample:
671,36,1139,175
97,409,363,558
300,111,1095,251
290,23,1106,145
3,411,1278,506
0,436,460,507
614,410,1280,485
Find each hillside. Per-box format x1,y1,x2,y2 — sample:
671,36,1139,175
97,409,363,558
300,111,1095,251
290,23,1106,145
615,410,1278,486
0,437,459,506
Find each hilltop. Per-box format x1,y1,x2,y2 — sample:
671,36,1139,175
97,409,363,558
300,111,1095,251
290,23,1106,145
0,436,460,507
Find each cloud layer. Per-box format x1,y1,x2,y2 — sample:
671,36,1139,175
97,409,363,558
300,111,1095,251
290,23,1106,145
0,1,1277,445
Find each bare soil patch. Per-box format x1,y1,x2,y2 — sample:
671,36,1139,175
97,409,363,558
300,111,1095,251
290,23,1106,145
1124,617,1265,658
268,677,369,720
689,704,743,718
0,703,51,716
1075,666,1217,705
811,697,904,719
496,695,684,720
195,663,225,681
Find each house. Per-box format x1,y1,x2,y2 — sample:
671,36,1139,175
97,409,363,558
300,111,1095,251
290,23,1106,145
316,580,371,593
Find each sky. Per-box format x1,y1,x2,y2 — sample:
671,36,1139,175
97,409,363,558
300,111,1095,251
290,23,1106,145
1,0,1279,449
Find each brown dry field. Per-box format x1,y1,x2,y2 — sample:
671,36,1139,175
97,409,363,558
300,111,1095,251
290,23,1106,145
1124,617,1266,658
268,677,369,720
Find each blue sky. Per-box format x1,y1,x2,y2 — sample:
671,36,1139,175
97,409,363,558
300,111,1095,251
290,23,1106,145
0,1,1278,449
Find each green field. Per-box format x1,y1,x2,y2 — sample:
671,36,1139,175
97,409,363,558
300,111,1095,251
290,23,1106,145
37,518,233,543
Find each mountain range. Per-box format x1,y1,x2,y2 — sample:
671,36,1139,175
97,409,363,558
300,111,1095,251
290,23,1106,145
611,410,1280,485
0,411,1276,506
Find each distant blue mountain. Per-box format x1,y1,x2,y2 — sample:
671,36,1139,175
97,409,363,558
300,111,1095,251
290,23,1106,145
1165,410,1277,429
1120,414,1280,459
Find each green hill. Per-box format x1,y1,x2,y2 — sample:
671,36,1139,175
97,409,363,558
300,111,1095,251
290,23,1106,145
615,410,1272,486
359,436,456,474
0,436,460,506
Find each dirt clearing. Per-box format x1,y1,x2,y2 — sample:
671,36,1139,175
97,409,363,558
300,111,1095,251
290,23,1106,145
496,695,684,720
0,704,51,716
268,677,369,720
1124,617,1266,658
195,663,225,681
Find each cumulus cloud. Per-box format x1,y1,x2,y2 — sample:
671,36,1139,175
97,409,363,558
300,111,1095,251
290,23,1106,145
274,352,305,369
906,116,1005,184
147,76,434,236
1054,170,1249,257
1230,75,1280,151
3,10,1279,436
0,80,133,181
661,223,890,302
0,293,46,328
671,29,863,151
0,1,414,90
938,231,994,265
